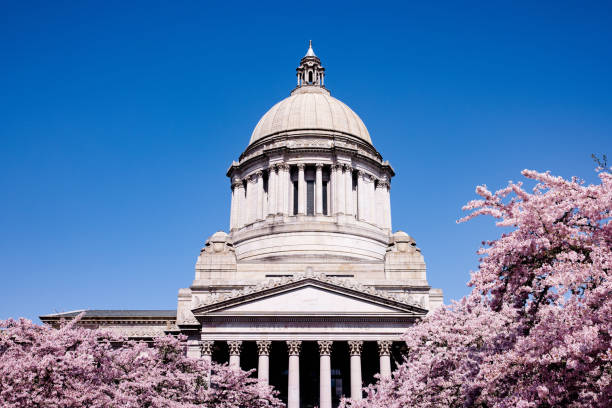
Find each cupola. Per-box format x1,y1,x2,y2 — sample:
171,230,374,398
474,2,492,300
296,40,325,87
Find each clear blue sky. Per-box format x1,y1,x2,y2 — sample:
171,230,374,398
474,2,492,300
1,1,610,321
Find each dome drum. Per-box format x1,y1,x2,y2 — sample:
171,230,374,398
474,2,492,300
226,44,396,268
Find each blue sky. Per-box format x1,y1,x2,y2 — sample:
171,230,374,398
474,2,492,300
1,1,610,321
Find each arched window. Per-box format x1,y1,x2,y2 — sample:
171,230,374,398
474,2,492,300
308,71,313,84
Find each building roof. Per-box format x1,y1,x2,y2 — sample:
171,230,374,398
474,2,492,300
40,309,176,319
249,86,372,145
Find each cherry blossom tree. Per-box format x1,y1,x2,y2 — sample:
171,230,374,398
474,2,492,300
0,316,283,408
343,169,611,408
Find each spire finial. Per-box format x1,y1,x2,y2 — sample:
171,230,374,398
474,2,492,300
305,40,316,57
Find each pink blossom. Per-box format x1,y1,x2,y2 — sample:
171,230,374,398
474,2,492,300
343,169,611,408
0,316,283,408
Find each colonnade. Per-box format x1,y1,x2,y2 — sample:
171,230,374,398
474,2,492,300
230,163,392,231
199,339,394,408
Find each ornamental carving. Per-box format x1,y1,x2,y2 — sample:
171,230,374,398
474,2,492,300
231,177,242,188
195,271,422,309
286,340,302,356
256,340,272,356
201,231,234,255
377,340,392,356
348,340,363,356
317,340,333,356
201,340,214,356
228,340,242,356
377,180,390,189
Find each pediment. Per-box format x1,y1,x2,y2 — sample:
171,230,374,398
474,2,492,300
191,276,427,317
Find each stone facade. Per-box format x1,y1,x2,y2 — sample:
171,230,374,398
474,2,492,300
41,43,443,408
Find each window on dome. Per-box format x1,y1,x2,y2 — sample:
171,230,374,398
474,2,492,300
306,180,314,215
292,181,298,215
322,181,328,215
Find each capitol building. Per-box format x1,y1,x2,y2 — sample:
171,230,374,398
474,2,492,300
42,43,443,408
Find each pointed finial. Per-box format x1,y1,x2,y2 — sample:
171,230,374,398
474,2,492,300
305,40,316,57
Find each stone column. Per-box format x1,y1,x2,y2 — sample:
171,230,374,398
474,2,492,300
201,340,214,364
286,340,302,408
384,181,392,230
356,171,365,221
201,341,214,384
297,164,306,215
277,164,288,216
375,180,386,228
330,163,337,214
246,175,257,225
229,183,236,230
377,340,392,380
367,174,376,224
348,341,363,400
233,180,245,229
336,165,345,215
318,341,333,408
256,340,272,385
228,340,242,369
315,163,323,215
187,339,201,358
344,165,353,217
256,170,264,220
268,165,277,217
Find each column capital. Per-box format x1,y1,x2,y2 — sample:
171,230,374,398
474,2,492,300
348,340,363,356
201,340,214,356
269,163,278,172
279,163,290,170
377,180,390,189
377,340,392,356
297,163,305,170
256,340,272,356
343,163,353,172
228,340,243,356
247,174,258,183
317,340,333,356
315,162,324,169
332,163,343,171
255,170,264,177
357,169,365,177
286,340,302,356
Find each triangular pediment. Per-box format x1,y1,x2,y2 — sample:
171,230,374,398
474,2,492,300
191,276,427,317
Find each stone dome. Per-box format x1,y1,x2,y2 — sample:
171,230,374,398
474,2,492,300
249,87,372,145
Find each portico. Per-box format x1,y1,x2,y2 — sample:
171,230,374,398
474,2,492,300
188,274,422,407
